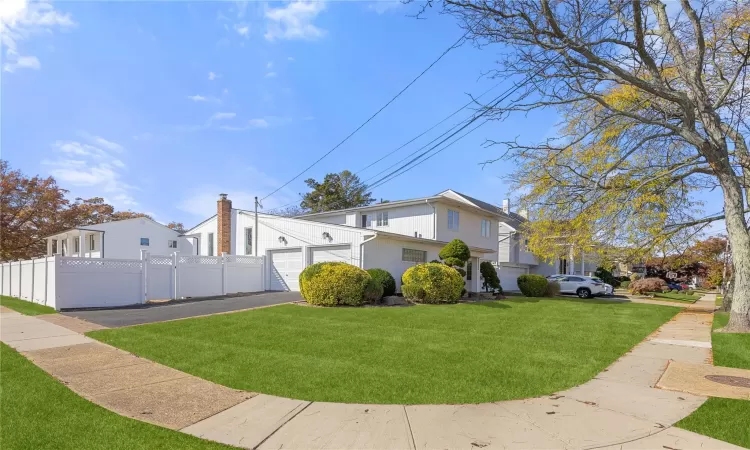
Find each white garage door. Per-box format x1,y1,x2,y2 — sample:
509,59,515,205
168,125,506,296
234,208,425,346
310,245,351,264
498,266,528,292
269,249,303,291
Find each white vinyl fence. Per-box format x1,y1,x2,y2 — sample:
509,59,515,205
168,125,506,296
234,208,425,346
0,253,265,310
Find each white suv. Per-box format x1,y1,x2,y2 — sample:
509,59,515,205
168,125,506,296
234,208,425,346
547,275,607,299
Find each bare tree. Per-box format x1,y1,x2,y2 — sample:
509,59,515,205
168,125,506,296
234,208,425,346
431,0,750,331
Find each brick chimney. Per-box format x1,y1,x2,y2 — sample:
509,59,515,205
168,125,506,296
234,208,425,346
217,193,232,255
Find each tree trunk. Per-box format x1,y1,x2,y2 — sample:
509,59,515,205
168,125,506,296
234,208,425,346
718,173,750,332
721,270,733,312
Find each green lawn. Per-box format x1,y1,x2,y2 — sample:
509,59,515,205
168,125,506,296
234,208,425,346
0,295,56,315
711,312,750,370
90,299,679,404
0,343,231,450
649,292,700,303
676,398,750,448
675,312,750,448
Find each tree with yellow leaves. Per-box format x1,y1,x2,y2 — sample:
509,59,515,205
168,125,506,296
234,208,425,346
433,0,750,331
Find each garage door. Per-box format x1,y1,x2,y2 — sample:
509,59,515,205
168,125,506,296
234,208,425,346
310,245,351,264
269,249,303,291
498,266,528,291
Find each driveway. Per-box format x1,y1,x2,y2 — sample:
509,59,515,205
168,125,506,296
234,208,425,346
63,291,301,328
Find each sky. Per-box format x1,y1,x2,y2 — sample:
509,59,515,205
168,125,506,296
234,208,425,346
1,0,726,235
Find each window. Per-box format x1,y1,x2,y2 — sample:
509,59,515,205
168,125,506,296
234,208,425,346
361,214,368,228
51,240,58,254
207,233,214,256
402,248,426,263
244,227,253,255
89,235,96,251
74,237,80,253
467,261,472,280
140,238,150,246
481,219,491,238
376,211,388,226
568,276,584,282
168,240,178,248
448,209,459,230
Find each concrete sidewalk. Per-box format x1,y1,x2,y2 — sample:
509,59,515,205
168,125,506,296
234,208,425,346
1,296,743,450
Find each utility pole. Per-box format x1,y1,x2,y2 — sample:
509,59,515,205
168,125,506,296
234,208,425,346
254,196,262,257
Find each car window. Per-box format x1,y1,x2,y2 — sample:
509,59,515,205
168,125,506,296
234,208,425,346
568,277,584,282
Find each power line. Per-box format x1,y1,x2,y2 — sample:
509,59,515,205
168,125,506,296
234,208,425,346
260,29,472,202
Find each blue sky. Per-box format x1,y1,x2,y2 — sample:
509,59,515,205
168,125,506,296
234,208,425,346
1,0,725,235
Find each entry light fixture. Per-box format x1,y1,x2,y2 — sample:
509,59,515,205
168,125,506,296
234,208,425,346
322,232,332,241
278,236,287,245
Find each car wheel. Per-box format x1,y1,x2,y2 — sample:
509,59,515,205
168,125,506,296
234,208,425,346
577,288,592,299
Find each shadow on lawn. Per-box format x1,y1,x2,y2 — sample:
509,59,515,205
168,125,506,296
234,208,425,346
466,301,512,309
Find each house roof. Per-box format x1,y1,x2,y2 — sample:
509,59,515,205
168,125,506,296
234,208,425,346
44,217,179,239
298,190,507,219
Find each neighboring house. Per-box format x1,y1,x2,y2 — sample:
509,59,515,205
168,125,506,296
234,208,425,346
44,217,188,260
184,191,504,293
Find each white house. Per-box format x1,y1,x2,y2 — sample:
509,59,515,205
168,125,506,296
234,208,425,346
43,217,190,260
183,191,504,293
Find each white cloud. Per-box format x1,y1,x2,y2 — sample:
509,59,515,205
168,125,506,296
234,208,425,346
222,88,229,95
265,71,277,78
1,0,75,72
2,51,38,72
45,134,137,207
219,118,270,131
234,23,249,37
264,1,326,41
266,61,273,69
248,118,269,128
187,94,221,103
208,71,218,80
287,56,294,61
210,112,236,121
368,1,404,14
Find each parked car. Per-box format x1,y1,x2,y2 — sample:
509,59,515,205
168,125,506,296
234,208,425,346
666,282,683,291
591,277,614,295
547,275,607,298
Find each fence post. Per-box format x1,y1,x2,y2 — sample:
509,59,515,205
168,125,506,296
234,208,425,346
18,260,22,299
221,252,228,295
30,258,35,302
172,252,179,300
140,250,149,304
44,256,49,306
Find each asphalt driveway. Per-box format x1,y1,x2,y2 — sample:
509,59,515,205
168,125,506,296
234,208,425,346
63,291,301,328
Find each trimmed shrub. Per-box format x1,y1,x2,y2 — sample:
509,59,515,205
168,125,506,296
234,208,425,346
299,262,371,306
629,277,667,295
594,267,620,287
401,263,464,303
686,289,695,296
401,284,425,301
545,280,561,297
480,261,500,291
438,239,471,263
517,274,548,297
366,268,396,297
363,277,384,303
620,280,630,289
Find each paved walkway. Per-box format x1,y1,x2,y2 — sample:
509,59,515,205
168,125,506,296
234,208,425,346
0,295,744,449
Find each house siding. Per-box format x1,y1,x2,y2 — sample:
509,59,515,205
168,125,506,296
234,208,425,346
363,237,443,291
435,203,497,259
69,219,182,259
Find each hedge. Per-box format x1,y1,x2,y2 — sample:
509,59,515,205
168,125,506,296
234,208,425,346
299,262,371,306
517,274,548,297
401,263,464,303
545,280,561,297
366,268,396,297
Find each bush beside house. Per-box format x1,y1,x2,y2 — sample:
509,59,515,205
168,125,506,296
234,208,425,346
517,274,548,297
401,263,464,304
366,268,396,297
299,262,372,306
480,261,501,292
439,239,471,277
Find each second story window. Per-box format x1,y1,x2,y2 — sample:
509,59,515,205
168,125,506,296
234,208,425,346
481,219,491,237
377,211,389,226
168,240,178,248
448,209,459,230
140,238,150,246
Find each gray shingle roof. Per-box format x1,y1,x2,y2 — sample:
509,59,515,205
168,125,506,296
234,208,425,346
447,190,527,230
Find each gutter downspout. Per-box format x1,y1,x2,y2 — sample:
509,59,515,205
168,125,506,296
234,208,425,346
426,200,437,240
359,234,378,269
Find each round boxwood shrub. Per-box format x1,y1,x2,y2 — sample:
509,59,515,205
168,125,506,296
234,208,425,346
366,268,396,297
363,277,384,303
545,280,561,297
517,274,548,297
299,262,371,306
401,263,464,303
